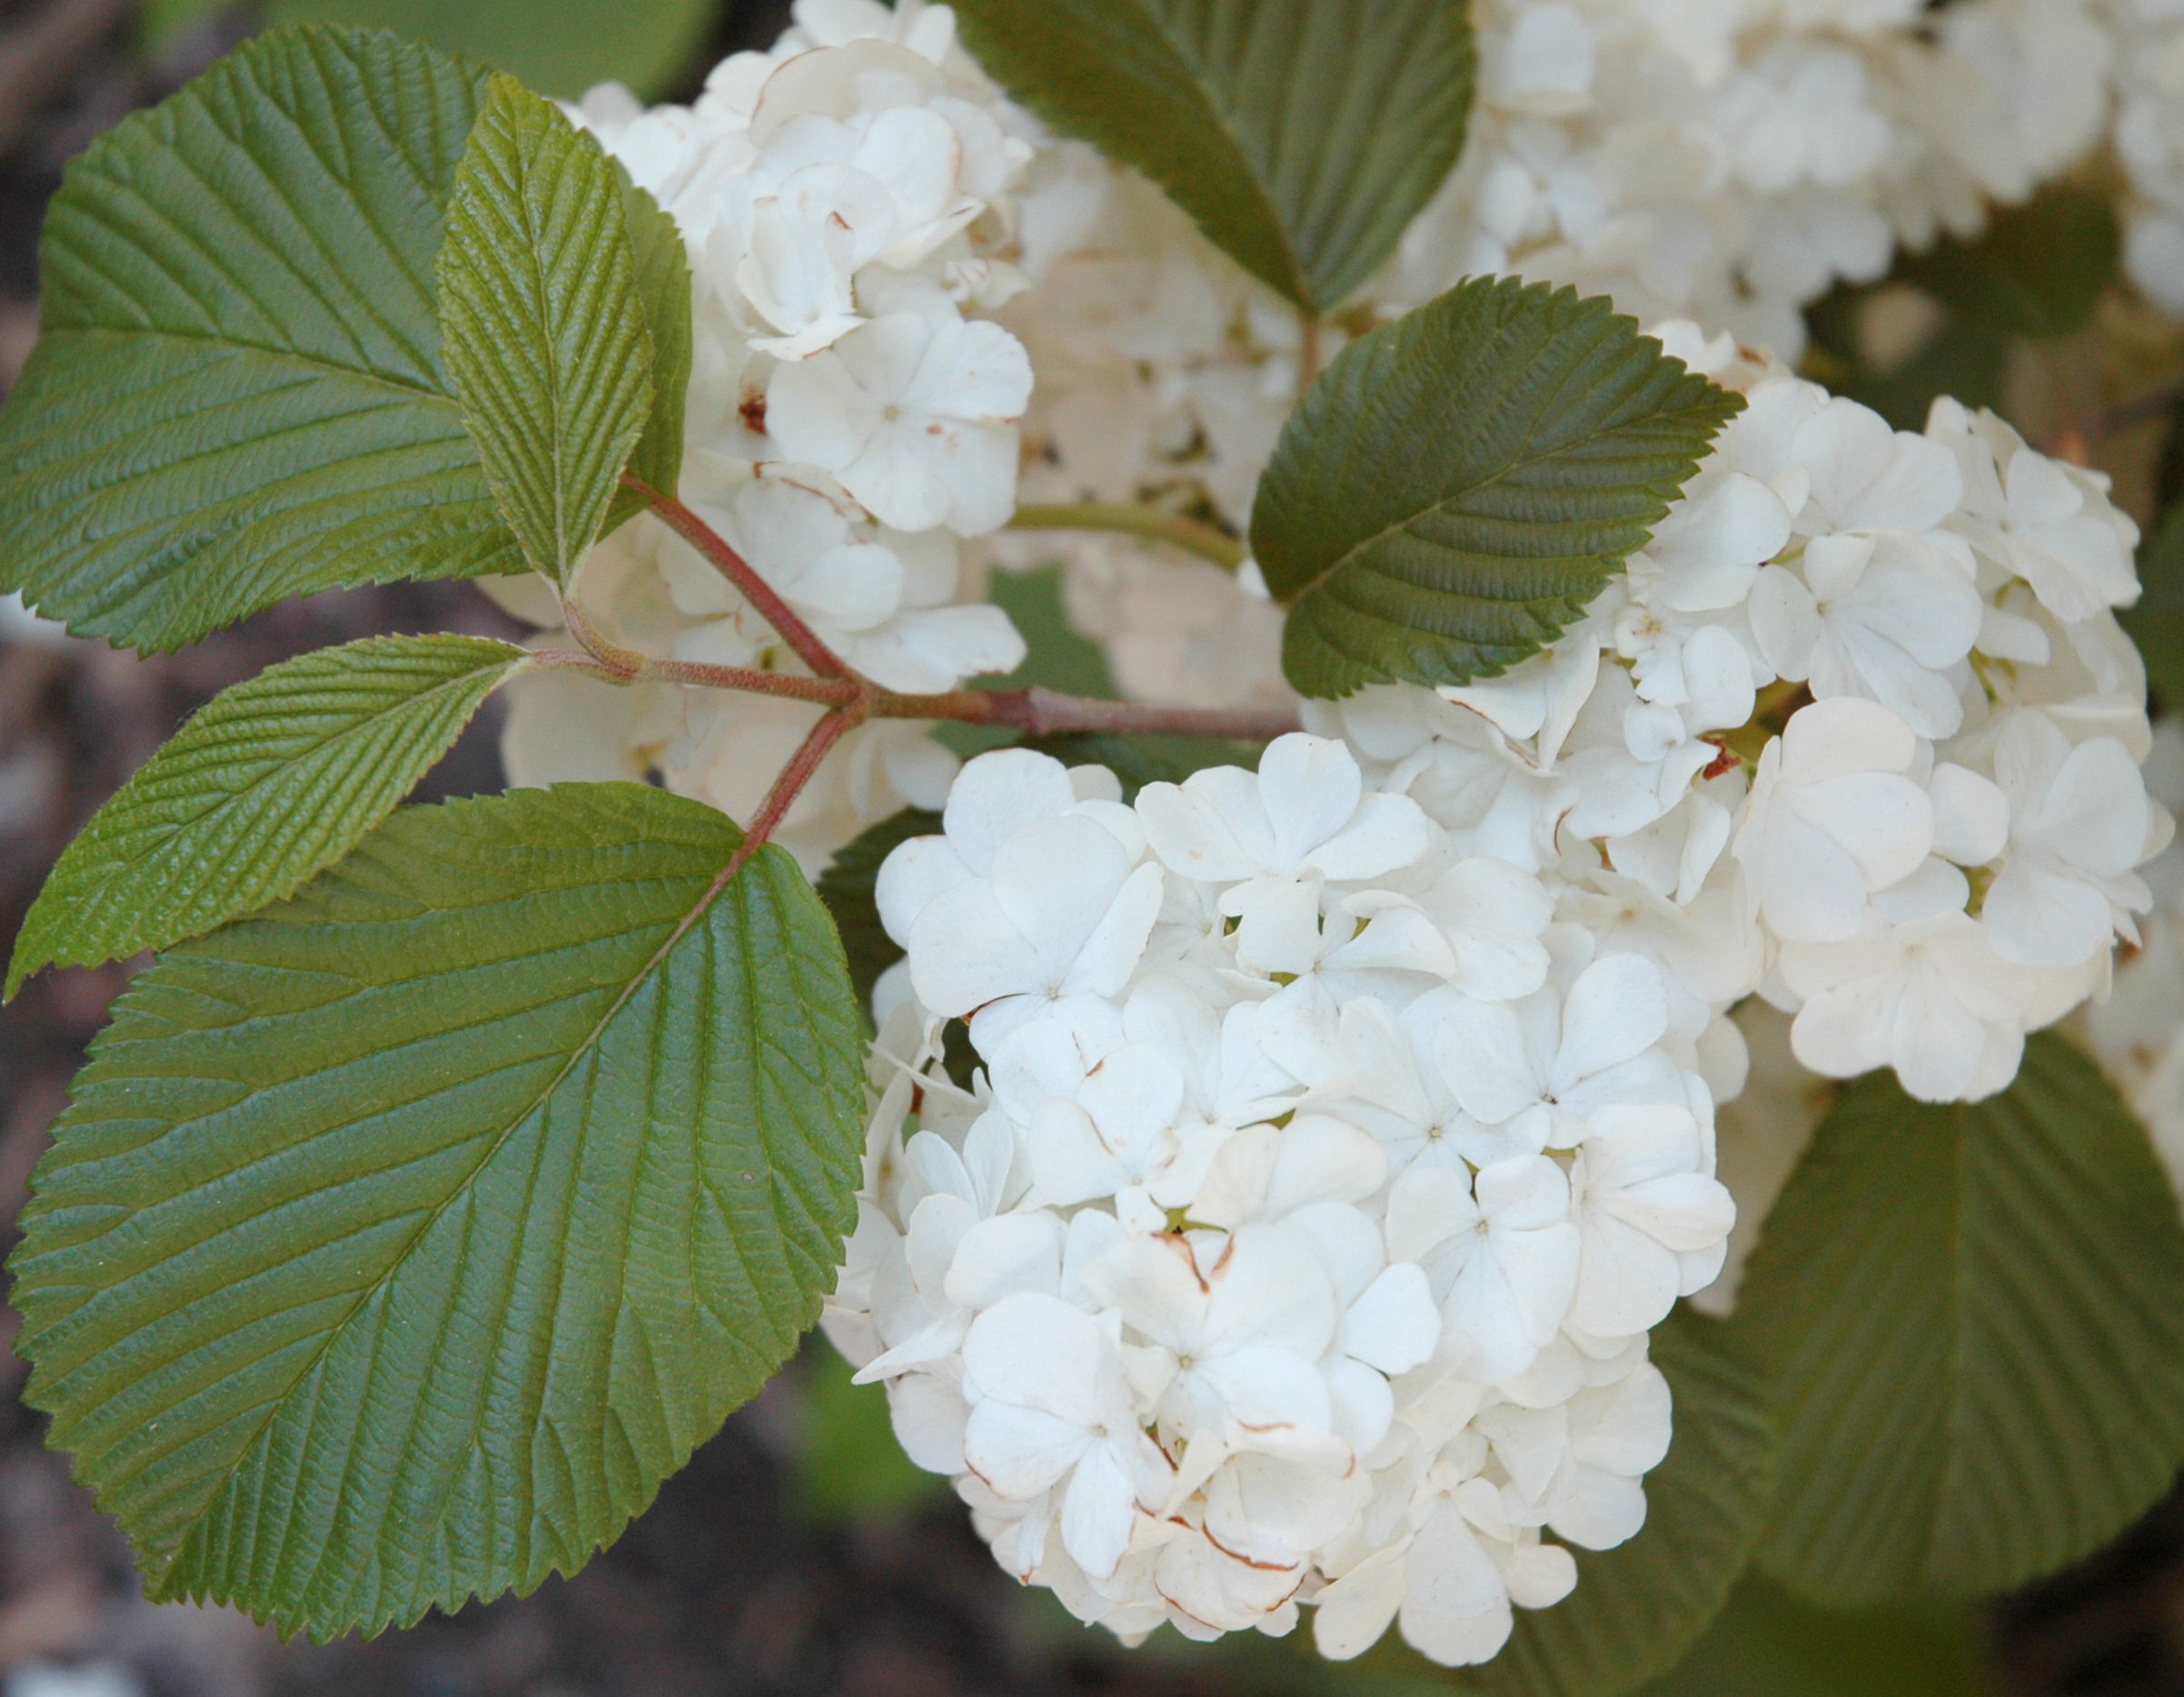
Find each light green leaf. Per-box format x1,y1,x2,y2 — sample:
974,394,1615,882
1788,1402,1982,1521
950,0,1474,311
438,75,652,590
1465,1309,1776,1697
0,25,525,654
10,782,867,1639
270,0,720,101
5,632,524,1001
602,164,692,534
1737,1033,2184,1606
1252,277,1742,698
2121,502,2184,715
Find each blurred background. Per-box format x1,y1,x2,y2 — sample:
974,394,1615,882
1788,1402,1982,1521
0,1,2173,1693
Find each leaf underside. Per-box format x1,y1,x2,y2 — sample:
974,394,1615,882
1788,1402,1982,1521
437,76,652,588
0,25,521,653
10,783,866,1640
1252,276,1742,700
950,0,1474,311
1466,1309,1776,1697
1738,1034,2184,1606
6,632,523,999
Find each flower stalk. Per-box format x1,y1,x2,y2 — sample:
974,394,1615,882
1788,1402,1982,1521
1007,501,1249,571
560,491,1301,857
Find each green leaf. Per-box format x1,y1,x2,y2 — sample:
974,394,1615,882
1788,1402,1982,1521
1737,1033,2184,1606
1803,184,2120,431
437,75,652,590
0,25,526,654
2121,502,2184,715
5,632,524,1001
270,0,720,101
1460,1310,1775,1697
10,782,866,1639
1253,278,1742,698
1634,1576,2001,1697
950,0,1474,311
602,164,692,535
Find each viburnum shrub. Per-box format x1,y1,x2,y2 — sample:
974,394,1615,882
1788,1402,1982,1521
6,1,2184,1687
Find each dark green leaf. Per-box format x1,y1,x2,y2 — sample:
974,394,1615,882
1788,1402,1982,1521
1634,1576,2001,1697
1253,277,1742,697
1738,1033,2184,1605
1467,1309,1777,1697
5,632,524,1000
950,0,1474,311
438,75,652,590
11,782,866,1639
602,166,691,535
2122,502,2184,716
0,25,524,653
271,0,720,101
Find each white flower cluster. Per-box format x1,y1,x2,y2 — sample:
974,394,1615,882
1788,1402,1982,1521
828,732,1731,1662
1321,327,2169,1108
832,332,2172,1662
487,0,1042,868
984,0,2119,715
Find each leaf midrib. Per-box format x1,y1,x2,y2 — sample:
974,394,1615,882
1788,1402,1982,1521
152,838,757,1572
34,323,459,408
1129,0,1311,306
1282,323,1669,607
31,653,518,974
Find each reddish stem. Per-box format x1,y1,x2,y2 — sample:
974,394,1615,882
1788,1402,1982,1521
727,703,866,876
879,685,1299,743
622,474,849,679
643,660,859,704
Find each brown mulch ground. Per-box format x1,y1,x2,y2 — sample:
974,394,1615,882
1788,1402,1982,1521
0,2,2177,1692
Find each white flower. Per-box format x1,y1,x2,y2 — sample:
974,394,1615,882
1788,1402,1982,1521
769,313,1033,534
1780,909,2037,1102
1546,1361,1673,1550
1083,1223,1342,1463
1566,1104,1735,1337
961,1293,1174,1580
1983,710,2163,968
1387,1157,1582,1384
1748,531,1981,736
1732,698,1934,943
877,748,1136,944
1433,952,1683,1153
903,809,1163,1049
1929,398,2140,623
1139,733,1430,921
1029,1042,1229,1208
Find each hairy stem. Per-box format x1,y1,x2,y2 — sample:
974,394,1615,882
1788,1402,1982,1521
1008,502,1250,571
878,684,1298,742
572,483,1296,839
727,703,867,876
621,475,849,678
